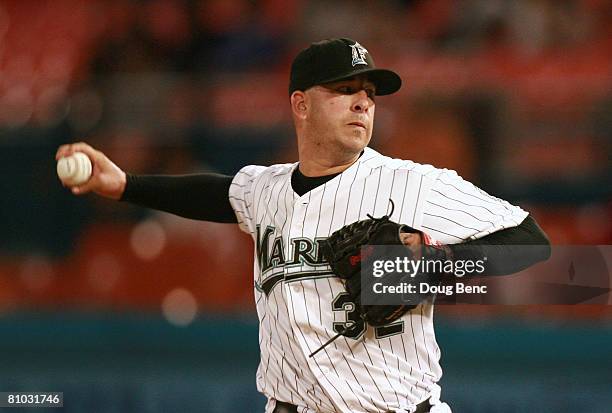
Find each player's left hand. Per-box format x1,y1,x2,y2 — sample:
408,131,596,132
321,212,450,327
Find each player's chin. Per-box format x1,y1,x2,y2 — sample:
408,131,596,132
342,130,371,151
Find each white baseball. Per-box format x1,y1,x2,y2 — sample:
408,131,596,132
57,152,92,186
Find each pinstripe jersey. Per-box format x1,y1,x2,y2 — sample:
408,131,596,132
229,147,527,413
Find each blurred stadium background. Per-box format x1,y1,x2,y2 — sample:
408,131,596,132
0,0,611,412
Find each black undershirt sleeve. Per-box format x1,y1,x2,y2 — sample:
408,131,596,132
120,173,238,223
447,215,551,275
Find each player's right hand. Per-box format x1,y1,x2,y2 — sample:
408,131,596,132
55,142,127,200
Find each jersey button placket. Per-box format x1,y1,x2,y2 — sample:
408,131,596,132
286,199,319,365
293,201,306,231
288,202,304,292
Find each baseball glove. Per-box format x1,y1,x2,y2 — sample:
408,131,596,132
320,206,449,328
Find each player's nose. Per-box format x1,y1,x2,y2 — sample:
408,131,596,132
351,90,371,113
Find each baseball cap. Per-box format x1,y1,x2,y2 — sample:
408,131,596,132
289,38,402,96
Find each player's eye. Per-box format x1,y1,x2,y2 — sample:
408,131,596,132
334,85,375,101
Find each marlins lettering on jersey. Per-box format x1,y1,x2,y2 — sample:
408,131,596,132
228,147,527,413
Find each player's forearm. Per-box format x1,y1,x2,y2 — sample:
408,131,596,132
120,173,238,223
447,215,551,275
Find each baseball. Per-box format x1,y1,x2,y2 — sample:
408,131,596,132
56,152,92,186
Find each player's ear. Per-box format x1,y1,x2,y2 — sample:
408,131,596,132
290,91,307,119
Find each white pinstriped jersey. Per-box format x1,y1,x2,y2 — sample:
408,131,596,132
229,147,527,413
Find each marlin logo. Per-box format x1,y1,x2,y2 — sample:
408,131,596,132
255,224,331,295
350,42,368,66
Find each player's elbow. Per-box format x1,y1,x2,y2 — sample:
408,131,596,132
533,233,551,264
521,242,550,272
524,215,551,264
485,216,551,275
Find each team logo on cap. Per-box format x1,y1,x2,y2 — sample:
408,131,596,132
349,42,368,66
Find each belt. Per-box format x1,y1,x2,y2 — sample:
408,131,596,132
273,398,432,413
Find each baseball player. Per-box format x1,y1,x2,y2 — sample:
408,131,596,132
56,38,550,413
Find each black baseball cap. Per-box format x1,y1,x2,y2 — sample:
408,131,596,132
289,38,402,96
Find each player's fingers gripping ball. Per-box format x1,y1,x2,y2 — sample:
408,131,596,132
56,152,92,186
321,211,450,327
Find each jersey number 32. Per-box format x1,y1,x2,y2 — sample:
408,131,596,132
332,292,405,339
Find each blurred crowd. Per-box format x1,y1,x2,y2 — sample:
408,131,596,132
0,0,610,315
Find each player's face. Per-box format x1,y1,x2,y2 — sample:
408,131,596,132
304,76,376,154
